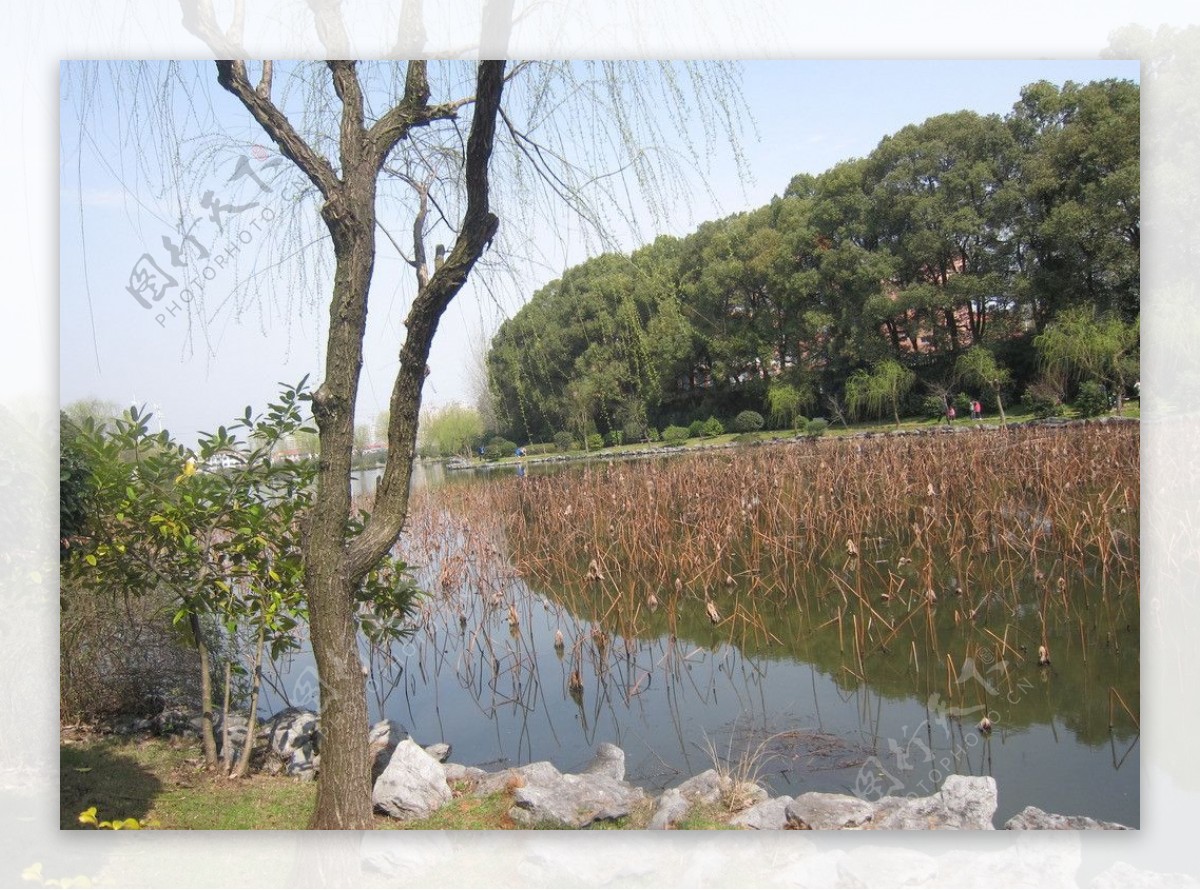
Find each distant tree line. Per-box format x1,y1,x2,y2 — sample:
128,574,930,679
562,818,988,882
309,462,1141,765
486,79,1139,442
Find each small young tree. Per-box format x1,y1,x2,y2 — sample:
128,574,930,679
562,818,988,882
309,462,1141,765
65,382,319,770
845,359,915,428
766,384,802,431
955,346,1012,425
1034,307,1139,412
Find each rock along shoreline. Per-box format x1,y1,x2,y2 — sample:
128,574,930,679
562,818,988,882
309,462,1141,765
147,707,1132,830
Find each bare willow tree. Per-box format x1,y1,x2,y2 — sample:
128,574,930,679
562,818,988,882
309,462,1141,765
67,40,746,827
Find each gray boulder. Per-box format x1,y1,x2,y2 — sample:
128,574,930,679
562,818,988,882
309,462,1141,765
213,713,249,758
674,769,726,806
153,706,200,736
580,742,625,781
443,762,489,784
868,775,997,829
265,707,320,779
786,792,878,829
1005,805,1131,830
647,788,690,830
508,770,646,828
472,760,563,797
731,795,795,829
668,767,767,813
423,742,452,763
372,739,453,819
368,719,409,783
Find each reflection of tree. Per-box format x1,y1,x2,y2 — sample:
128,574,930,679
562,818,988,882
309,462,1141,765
532,562,1138,746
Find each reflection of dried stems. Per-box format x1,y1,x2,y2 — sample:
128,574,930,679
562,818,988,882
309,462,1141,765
1109,686,1139,731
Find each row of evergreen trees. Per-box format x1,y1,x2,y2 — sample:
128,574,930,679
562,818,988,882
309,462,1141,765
487,78,1138,443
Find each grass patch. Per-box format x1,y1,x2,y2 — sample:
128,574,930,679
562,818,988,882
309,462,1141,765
387,785,518,830
63,734,532,830
591,795,657,830
63,733,316,830
676,802,741,830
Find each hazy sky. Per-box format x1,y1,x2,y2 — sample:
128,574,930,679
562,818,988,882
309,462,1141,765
59,59,1138,443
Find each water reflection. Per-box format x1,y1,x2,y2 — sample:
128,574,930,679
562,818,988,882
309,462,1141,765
267,456,1139,827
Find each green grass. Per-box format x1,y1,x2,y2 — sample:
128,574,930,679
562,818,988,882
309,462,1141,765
62,734,316,829
388,783,518,830
676,801,743,830
62,734,536,830
62,734,757,830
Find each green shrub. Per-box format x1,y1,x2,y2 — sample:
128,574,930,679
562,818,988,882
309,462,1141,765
662,425,690,445
605,430,623,447
522,442,557,456
586,432,604,451
622,420,647,443
804,417,829,437
1021,382,1065,419
552,431,574,452
687,419,705,438
732,410,765,433
1074,381,1110,418
483,436,517,461
920,395,947,421
646,427,661,443
701,416,725,438
953,393,972,416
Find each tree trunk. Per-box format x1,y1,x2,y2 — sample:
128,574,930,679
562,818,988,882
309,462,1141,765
188,611,218,768
220,658,233,772
995,387,1007,426
306,204,377,830
216,58,507,830
231,624,266,779
944,307,960,354
307,570,371,828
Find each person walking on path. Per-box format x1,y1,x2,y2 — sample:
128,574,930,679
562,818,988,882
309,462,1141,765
946,404,956,425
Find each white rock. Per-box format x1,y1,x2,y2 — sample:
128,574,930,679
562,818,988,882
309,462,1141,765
509,771,645,828
869,775,997,830
372,739,452,820
648,788,690,830
787,792,878,829
731,795,795,829
1004,805,1130,830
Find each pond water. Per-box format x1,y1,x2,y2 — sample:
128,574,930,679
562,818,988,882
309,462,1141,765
264,453,1139,828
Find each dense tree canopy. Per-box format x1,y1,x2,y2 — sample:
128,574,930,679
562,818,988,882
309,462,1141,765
488,78,1139,443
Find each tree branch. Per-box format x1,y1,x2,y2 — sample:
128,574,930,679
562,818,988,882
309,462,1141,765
327,61,366,171
365,62,479,172
215,61,340,199
256,60,273,99
348,60,506,579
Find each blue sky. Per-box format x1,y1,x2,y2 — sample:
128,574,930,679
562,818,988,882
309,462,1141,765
59,59,1139,443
